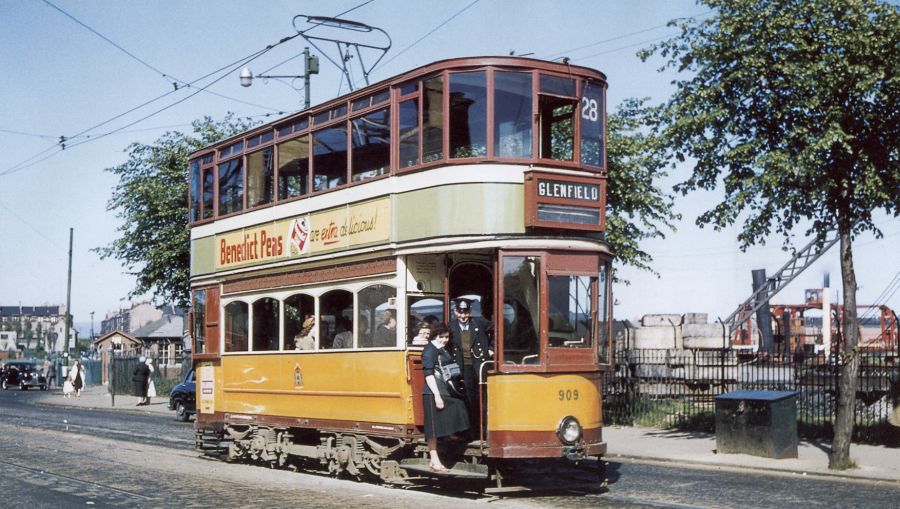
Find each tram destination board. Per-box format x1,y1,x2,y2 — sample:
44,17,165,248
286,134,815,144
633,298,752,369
524,170,606,231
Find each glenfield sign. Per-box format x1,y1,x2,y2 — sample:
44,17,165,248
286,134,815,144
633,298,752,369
524,171,606,231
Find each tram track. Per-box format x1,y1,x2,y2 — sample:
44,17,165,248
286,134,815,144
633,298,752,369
0,457,154,505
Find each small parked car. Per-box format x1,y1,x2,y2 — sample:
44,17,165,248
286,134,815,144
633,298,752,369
168,368,195,422
1,361,48,390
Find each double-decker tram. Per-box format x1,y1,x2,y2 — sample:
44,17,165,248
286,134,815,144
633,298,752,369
187,56,612,486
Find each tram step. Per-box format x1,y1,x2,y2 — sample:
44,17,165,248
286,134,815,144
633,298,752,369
399,458,488,479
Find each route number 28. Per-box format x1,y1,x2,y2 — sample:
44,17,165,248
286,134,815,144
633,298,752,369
581,97,599,122
559,389,579,401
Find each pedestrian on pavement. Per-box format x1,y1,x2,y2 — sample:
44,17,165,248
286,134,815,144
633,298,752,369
145,357,156,404
43,358,56,388
68,360,86,397
132,356,151,406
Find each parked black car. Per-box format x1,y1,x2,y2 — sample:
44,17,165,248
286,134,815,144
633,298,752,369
1,361,48,390
168,368,195,422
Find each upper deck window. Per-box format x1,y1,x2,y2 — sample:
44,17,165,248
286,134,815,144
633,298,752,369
277,135,310,199
278,117,309,138
189,160,201,223
494,71,533,158
247,147,275,208
351,107,391,182
219,141,243,159
449,72,487,159
540,75,576,97
313,125,348,192
351,89,388,112
247,131,274,149
422,76,443,163
398,98,419,168
189,153,216,222
580,80,604,168
218,158,244,215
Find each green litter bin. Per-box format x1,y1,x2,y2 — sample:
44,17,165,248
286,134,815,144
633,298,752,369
715,390,799,459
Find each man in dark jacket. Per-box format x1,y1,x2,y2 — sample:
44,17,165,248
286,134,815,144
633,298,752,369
132,356,151,406
449,299,494,434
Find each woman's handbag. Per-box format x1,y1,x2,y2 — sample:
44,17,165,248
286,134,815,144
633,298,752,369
437,356,465,398
147,379,157,398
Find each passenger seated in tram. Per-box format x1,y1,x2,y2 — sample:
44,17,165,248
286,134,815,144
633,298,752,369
372,309,397,347
294,315,316,350
410,320,431,346
331,317,353,349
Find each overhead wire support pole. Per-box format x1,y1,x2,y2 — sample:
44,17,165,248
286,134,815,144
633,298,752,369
722,228,842,339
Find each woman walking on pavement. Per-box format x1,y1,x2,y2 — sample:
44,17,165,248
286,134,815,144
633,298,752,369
68,360,86,397
132,356,151,406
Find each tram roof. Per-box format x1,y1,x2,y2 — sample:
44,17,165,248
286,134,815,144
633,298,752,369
190,55,607,159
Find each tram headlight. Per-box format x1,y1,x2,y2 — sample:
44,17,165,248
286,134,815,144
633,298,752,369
557,416,582,445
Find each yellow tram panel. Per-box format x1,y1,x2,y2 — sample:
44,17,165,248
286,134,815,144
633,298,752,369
486,373,602,432
216,351,415,425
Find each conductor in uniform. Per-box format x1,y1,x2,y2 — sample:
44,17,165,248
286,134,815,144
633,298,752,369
449,298,494,434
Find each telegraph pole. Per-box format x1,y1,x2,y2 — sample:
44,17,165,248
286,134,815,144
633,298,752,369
64,228,73,356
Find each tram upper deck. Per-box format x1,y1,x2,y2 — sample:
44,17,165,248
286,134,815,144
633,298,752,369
189,56,608,280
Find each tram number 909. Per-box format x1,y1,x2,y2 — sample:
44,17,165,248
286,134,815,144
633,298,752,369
558,389,579,401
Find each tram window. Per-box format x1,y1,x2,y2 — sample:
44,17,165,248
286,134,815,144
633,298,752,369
247,147,275,208
502,257,541,364
422,76,443,163
359,285,397,348
278,136,310,199
313,125,348,192
449,71,487,159
540,75,576,97
351,107,391,182
408,297,443,342
218,158,244,215
398,99,419,168
597,262,611,363
494,71,532,158
539,96,576,161
580,80,604,168
320,289,353,349
548,275,594,349
284,293,315,350
251,298,279,351
201,167,214,220
224,301,249,352
193,290,206,354
189,160,201,222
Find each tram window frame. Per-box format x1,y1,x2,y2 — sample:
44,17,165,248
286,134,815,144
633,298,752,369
251,297,280,352
192,289,206,354
493,70,533,160
276,135,311,201
188,153,215,224
350,106,391,183
217,155,245,217
358,284,398,349
284,293,315,351
319,289,354,349
546,272,596,350
449,71,488,160
579,79,605,169
597,260,613,366
246,146,275,209
223,300,249,353
312,123,349,193
498,252,544,371
407,296,443,345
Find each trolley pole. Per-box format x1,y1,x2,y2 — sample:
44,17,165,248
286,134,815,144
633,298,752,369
64,228,73,356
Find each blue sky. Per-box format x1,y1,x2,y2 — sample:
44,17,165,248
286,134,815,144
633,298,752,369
1,0,897,334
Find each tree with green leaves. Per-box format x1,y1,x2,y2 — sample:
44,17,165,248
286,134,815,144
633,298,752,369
641,0,899,468
606,98,680,277
97,115,256,307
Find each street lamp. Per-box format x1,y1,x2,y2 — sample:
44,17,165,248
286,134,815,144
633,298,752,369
240,47,319,109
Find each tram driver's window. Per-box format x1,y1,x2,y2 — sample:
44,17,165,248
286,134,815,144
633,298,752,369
224,301,249,352
358,285,397,348
548,275,594,349
539,75,577,161
251,297,279,351
502,257,541,365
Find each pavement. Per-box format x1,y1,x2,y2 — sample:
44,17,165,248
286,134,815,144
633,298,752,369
31,384,900,483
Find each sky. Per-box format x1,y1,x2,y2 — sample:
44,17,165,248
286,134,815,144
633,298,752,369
1,0,897,337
